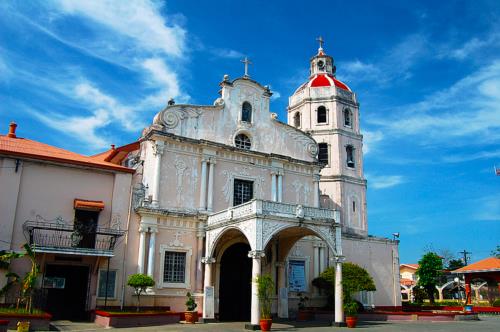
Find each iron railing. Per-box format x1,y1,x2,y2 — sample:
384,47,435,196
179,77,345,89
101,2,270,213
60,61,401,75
23,217,125,257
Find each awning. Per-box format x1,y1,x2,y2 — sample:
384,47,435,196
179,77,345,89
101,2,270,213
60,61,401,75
74,199,105,211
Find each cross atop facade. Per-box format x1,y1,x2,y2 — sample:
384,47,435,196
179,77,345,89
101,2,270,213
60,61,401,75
316,36,324,50
241,57,252,77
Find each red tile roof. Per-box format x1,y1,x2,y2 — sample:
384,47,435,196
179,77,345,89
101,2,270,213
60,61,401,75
452,257,500,273
0,133,134,173
401,264,419,270
400,278,416,286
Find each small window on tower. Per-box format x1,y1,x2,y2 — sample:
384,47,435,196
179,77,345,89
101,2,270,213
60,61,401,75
241,102,252,122
352,201,356,212
344,109,352,127
318,143,328,165
317,106,327,123
346,145,355,168
293,112,301,128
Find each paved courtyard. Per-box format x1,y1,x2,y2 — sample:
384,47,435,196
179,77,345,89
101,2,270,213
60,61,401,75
49,316,500,332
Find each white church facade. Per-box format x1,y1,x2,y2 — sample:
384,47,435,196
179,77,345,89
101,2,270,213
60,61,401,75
0,41,400,325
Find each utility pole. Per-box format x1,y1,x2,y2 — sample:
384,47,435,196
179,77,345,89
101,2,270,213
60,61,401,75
459,250,471,265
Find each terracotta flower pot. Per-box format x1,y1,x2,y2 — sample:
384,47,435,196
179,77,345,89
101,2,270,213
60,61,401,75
184,311,198,324
297,310,313,321
346,316,357,328
259,318,272,331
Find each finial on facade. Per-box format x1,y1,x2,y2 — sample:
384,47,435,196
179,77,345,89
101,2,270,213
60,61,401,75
316,36,325,53
223,74,230,82
241,57,252,78
168,98,175,106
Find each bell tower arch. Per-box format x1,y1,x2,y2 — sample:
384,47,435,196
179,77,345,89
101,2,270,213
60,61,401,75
287,39,367,236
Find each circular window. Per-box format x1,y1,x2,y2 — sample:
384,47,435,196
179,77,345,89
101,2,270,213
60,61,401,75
235,134,251,150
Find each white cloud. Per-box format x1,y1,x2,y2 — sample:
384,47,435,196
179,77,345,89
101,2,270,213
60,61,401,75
363,129,384,154
54,0,185,57
366,174,405,189
438,31,500,61
369,61,500,147
474,196,500,221
209,48,244,59
270,91,281,101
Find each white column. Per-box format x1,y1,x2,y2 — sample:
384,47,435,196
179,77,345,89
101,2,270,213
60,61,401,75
277,262,288,318
147,230,157,277
334,259,344,324
313,174,320,208
195,232,205,292
199,157,208,210
271,172,277,202
248,250,265,326
207,159,215,211
151,141,164,207
137,229,146,274
313,245,320,279
277,173,283,203
202,257,216,320
319,246,325,273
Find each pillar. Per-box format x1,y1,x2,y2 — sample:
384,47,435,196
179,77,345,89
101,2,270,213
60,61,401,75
271,172,277,202
313,245,320,278
199,157,208,210
276,262,288,318
195,231,205,292
319,245,325,273
207,159,215,211
248,250,265,328
313,174,320,208
137,229,146,273
334,259,344,325
202,257,216,320
277,173,283,202
147,229,157,277
151,141,164,207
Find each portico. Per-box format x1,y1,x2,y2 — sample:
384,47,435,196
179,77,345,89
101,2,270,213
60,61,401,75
202,199,344,328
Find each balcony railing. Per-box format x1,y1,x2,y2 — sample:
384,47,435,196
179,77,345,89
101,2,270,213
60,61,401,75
23,217,126,257
207,199,336,227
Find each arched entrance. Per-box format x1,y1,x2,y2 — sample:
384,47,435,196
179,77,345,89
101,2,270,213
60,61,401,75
218,242,252,321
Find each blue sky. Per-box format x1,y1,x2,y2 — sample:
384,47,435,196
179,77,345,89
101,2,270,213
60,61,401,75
1,1,499,264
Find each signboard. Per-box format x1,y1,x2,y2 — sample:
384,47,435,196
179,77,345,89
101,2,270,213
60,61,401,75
203,286,215,319
288,260,306,292
43,277,65,289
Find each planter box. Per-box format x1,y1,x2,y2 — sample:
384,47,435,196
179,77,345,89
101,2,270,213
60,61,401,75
94,310,181,328
0,313,52,331
0,320,7,332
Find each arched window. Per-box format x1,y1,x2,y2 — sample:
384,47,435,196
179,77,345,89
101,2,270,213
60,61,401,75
241,102,252,122
346,145,355,168
317,106,327,123
235,134,251,150
318,143,329,165
293,112,301,128
344,108,352,127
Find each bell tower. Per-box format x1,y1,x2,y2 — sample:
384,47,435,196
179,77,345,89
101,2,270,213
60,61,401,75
287,39,367,236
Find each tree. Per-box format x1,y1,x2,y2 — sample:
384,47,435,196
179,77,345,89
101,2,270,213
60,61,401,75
491,245,500,258
256,274,274,319
438,249,454,268
416,252,443,304
127,274,155,311
312,262,376,309
447,259,465,271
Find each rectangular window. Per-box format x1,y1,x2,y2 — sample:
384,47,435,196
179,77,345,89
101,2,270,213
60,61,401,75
98,270,116,298
233,179,253,206
318,143,329,165
163,251,186,283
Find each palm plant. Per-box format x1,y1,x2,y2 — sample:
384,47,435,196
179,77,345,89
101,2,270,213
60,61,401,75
256,274,274,319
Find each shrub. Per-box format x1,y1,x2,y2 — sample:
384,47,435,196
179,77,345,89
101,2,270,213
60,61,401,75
127,274,155,311
256,274,274,319
185,292,197,311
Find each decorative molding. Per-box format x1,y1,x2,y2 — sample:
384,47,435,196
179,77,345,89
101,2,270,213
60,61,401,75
201,257,216,264
248,250,265,259
282,126,318,158
158,244,193,289
221,167,265,204
174,157,188,206
152,140,165,156
169,231,185,247
161,107,202,129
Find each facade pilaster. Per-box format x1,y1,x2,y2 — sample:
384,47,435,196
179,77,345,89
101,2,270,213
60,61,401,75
151,140,164,207
199,157,209,210
248,250,265,327
207,158,216,211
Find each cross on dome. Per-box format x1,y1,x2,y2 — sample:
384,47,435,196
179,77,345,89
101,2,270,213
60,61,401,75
316,36,325,54
241,57,252,78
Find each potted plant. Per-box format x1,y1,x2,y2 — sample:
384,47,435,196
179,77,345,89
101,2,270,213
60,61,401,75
344,300,359,328
184,292,198,324
127,274,155,312
256,274,274,332
297,293,313,321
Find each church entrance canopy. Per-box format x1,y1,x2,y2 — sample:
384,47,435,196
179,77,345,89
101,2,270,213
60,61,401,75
202,199,345,327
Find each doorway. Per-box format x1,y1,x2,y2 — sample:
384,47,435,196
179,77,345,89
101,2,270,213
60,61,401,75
218,243,252,321
44,264,90,320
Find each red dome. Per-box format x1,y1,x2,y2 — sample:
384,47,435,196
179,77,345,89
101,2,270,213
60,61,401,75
309,74,351,91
